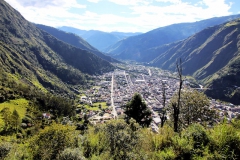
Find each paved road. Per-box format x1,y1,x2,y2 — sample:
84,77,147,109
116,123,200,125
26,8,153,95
148,69,152,76
111,73,117,118
124,71,130,88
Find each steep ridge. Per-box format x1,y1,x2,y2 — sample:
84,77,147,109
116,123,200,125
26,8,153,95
151,19,240,104
0,0,114,93
105,14,240,62
35,24,119,63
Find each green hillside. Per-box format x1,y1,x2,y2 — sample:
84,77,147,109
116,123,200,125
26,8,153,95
0,0,114,94
35,24,119,63
151,18,240,104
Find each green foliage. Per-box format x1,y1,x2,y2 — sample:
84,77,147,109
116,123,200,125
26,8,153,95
0,118,240,160
183,124,209,150
83,119,142,160
205,56,240,105
59,148,86,160
154,148,176,160
0,142,12,159
174,124,209,159
208,123,240,159
148,125,175,152
169,89,217,130
0,107,21,134
0,73,75,117
0,107,12,132
35,94,76,117
124,93,152,127
29,123,77,160
12,109,21,129
0,98,28,122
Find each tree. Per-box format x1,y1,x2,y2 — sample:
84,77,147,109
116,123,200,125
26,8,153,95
83,119,142,159
30,123,77,160
169,89,217,129
0,107,12,132
124,93,152,127
171,59,183,132
0,108,21,134
11,109,20,132
159,81,167,127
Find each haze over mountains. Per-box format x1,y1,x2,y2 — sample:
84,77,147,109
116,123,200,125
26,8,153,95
0,0,114,94
58,26,142,51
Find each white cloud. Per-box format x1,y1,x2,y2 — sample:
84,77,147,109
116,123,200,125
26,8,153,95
127,0,232,30
6,0,85,9
5,0,86,27
4,0,234,32
108,0,151,6
87,0,101,3
155,0,181,4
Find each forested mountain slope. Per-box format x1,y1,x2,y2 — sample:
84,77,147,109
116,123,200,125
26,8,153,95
35,24,119,63
0,0,114,93
151,19,240,104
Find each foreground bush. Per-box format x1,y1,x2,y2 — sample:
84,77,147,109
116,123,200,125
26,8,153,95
83,119,144,159
29,123,78,160
208,123,240,159
0,142,12,159
59,148,86,160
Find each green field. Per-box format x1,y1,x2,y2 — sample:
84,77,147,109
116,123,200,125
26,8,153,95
0,98,29,126
83,102,109,111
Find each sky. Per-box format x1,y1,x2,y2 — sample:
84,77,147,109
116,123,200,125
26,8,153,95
5,0,240,33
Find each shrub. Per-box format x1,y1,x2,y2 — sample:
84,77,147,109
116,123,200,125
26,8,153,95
182,124,209,150
208,123,240,159
59,148,86,160
155,148,176,160
172,124,209,159
29,123,77,160
0,142,12,159
172,134,193,159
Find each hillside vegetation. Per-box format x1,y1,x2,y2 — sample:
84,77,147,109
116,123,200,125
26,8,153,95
35,24,119,63
1,118,240,160
0,0,114,95
150,18,240,104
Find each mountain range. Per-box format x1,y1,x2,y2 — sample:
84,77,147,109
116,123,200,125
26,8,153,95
0,0,114,94
58,26,141,51
105,14,240,62
35,24,119,63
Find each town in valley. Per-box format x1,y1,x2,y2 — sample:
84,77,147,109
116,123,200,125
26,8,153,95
77,63,240,132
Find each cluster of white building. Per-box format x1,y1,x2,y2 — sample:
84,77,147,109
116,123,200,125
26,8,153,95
81,64,240,129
